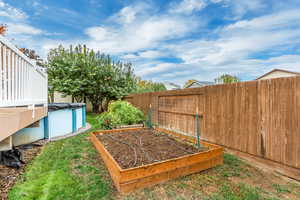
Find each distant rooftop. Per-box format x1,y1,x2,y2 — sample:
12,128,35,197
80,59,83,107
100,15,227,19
256,69,300,80
164,82,181,90
184,80,214,88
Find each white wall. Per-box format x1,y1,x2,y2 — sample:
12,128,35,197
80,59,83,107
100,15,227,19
258,71,299,80
53,92,93,112
53,92,72,103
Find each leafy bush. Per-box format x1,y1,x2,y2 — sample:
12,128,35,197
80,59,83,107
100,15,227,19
98,100,145,129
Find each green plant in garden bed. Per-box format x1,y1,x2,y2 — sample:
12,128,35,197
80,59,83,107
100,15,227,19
97,100,145,129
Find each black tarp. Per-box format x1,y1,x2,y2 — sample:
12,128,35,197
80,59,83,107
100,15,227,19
0,144,43,168
48,103,85,111
0,148,24,168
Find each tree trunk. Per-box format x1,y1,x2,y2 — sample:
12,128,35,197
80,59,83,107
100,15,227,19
48,91,54,103
102,98,109,112
51,92,54,103
92,103,100,113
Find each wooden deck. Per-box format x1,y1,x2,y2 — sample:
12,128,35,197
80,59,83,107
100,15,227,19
0,106,47,143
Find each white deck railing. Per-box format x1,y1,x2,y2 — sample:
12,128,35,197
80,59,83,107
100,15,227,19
0,36,47,107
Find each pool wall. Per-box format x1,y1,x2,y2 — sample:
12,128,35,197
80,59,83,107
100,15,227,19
11,103,87,146
46,104,87,139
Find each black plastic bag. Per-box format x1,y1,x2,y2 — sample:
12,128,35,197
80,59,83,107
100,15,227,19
0,148,24,169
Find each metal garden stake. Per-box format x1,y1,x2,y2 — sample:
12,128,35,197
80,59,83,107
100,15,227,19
196,111,201,149
147,104,153,128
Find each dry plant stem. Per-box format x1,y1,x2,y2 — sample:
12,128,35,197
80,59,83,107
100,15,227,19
102,134,138,167
132,133,157,162
164,135,196,154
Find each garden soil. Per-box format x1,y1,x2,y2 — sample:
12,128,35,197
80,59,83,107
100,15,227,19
97,129,208,169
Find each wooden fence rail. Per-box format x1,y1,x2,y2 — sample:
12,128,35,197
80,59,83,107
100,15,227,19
124,76,300,179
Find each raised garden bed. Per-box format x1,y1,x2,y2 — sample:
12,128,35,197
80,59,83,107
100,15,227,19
90,127,223,193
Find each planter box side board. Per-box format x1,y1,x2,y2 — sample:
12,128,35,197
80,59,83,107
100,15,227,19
90,127,223,193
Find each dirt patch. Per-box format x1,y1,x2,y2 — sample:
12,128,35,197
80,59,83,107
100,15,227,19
96,129,208,169
0,140,46,200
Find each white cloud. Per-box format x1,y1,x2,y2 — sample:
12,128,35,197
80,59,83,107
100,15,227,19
139,50,166,59
136,8,300,82
0,1,45,37
122,50,167,61
85,26,110,41
222,0,266,19
136,17,197,41
0,0,27,20
169,0,207,14
170,9,300,65
210,0,223,3
122,53,138,60
85,14,200,54
7,23,43,35
232,0,265,18
137,62,178,77
81,2,300,83
110,2,151,24
225,9,300,31
112,6,137,24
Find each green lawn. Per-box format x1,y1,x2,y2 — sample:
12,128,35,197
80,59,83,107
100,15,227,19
9,114,112,200
8,114,300,200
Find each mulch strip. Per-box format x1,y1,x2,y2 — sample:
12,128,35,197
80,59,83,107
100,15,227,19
0,140,46,200
96,129,208,169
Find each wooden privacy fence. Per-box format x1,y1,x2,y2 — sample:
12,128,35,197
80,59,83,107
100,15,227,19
124,76,300,177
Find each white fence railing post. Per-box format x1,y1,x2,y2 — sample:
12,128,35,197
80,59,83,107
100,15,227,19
0,36,48,107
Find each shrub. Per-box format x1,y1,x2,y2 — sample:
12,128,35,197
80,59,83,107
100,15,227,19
98,100,145,129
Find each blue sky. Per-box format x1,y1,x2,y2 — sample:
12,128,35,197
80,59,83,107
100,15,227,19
1,0,300,84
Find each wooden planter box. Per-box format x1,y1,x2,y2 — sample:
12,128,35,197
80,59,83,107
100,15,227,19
90,127,223,193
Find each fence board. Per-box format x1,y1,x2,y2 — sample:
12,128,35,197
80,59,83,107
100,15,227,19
124,76,300,171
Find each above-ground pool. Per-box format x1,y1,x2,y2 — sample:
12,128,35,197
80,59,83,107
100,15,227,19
12,103,87,146
46,103,86,139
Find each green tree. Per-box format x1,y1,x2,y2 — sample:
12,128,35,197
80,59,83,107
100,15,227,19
134,78,166,93
47,45,137,113
215,74,240,84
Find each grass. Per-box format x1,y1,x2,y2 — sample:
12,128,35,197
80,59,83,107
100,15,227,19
87,113,102,130
272,184,291,194
9,114,112,200
8,113,300,200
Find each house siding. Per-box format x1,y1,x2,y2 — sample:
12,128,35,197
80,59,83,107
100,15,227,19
258,71,299,80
